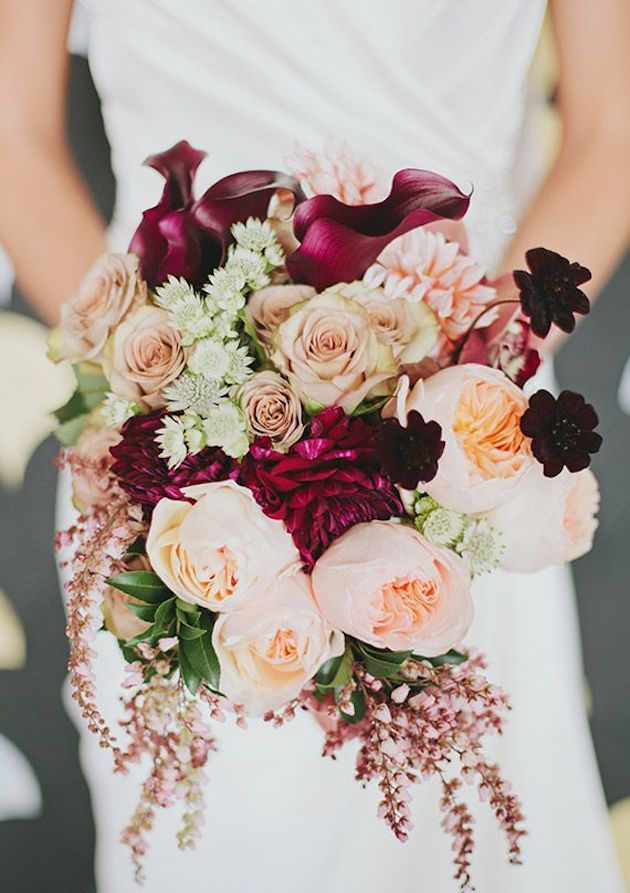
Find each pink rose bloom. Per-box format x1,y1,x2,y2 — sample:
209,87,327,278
364,228,497,341
236,370,304,451
312,520,473,656
105,305,187,410
271,291,397,413
70,425,121,512
247,284,315,345
213,566,344,715
146,480,298,610
386,365,533,514
52,253,146,363
486,467,600,573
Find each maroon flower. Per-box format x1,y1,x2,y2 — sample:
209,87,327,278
513,247,591,338
377,412,444,490
110,411,236,512
237,406,403,569
287,169,470,291
520,389,602,477
129,141,304,288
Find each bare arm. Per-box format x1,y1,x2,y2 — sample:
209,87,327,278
502,0,630,353
0,0,107,324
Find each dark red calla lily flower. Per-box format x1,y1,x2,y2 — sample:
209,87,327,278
286,169,470,291
377,411,445,490
513,247,591,339
129,141,304,288
520,389,602,477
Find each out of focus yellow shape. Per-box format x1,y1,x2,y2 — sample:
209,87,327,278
0,311,74,488
0,587,26,669
611,799,630,891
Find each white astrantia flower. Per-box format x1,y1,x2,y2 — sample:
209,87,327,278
155,415,192,469
188,338,232,381
154,276,197,309
167,294,215,345
414,494,438,522
456,519,504,575
211,310,239,341
101,392,138,428
202,400,249,458
204,266,247,313
224,341,255,385
231,217,281,255
225,246,270,291
163,374,228,416
420,507,465,547
264,241,285,267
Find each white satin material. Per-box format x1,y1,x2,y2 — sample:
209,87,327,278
60,2,623,890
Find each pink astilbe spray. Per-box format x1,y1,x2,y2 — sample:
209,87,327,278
286,142,385,204
317,653,526,892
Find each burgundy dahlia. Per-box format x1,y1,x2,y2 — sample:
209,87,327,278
513,247,591,339
377,411,444,490
238,406,403,569
110,411,236,512
520,389,602,477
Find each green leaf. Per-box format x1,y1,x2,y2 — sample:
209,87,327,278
175,598,201,615
106,570,171,604
178,622,206,641
355,643,412,680
315,648,353,691
73,363,109,393
152,598,176,638
423,649,467,668
54,414,89,446
181,613,220,689
178,646,201,695
125,537,146,557
351,396,389,418
358,643,413,665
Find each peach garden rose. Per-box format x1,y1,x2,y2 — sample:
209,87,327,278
385,364,533,514
236,370,304,450
271,291,397,413
312,520,473,656
146,480,298,610
246,284,316,344
105,304,188,410
212,566,344,715
52,253,146,363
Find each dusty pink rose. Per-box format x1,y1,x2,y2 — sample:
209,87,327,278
146,480,298,610
247,284,316,344
312,520,473,656
236,371,304,451
105,305,187,410
486,467,599,573
70,425,121,512
102,556,151,641
328,281,438,365
212,565,344,715
52,253,146,362
365,228,497,341
271,291,397,413
386,365,533,514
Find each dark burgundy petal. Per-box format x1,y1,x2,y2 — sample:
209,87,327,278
514,247,591,340
155,210,207,285
287,169,470,291
520,388,601,476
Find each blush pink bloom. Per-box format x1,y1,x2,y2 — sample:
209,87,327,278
312,520,473,656
212,565,344,715
246,284,316,345
486,467,600,573
286,142,384,204
105,305,188,410
52,253,146,363
364,228,497,341
271,291,397,413
70,425,121,512
146,480,298,610
385,365,533,514
236,370,304,451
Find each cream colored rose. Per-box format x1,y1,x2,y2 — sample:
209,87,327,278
236,371,303,451
213,565,344,715
70,425,121,512
52,253,146,363
146,480,299,610
325,282,438,365
105,305,187,410
271,291,397,413
486,467,600,573
247,284,315,344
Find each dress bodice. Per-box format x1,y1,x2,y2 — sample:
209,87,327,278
83,0,547,267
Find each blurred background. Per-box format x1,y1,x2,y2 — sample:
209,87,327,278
0,15,629,893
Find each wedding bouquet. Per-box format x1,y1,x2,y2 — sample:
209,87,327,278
51,142,601,889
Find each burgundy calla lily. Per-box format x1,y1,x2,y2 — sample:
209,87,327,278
129,141,304,288
286,169,470,291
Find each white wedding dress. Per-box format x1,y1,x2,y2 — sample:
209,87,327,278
59,2,624,890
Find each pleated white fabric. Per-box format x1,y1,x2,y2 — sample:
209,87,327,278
59,2,624,889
